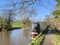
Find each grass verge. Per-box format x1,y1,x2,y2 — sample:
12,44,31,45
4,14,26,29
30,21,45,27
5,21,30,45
29,33,45,45
55,34,60,45
11,22,24,27
53,30,60,45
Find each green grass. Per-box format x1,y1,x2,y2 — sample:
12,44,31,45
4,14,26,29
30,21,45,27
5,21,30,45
54,31,60,45
55,34,60,45
29,33,45,45
11,22,24,27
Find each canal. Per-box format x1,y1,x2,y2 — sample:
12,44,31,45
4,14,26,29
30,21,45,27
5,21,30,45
0,29,31,45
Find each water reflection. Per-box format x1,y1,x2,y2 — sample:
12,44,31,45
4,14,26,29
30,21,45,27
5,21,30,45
0,29,31,45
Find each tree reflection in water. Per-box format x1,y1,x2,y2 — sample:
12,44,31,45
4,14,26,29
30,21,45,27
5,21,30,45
0,29,31,45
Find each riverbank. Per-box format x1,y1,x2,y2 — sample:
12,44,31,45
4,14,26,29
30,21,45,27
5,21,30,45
11,22,24,28
0,22,23,31
29,30,60,45
0,27,22,31
29,33,45,45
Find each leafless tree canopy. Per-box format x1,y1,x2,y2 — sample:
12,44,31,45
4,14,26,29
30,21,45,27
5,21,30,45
0,0,56,13
0,0,56,21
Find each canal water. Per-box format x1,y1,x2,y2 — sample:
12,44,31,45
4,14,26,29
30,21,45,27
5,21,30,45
0,29,31,45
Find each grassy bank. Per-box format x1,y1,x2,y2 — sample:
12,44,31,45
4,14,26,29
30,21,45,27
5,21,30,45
11,22,24,27
55,34,60,45
29,33,45,45
53,30,60,45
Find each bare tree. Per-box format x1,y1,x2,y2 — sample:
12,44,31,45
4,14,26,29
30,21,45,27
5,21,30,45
0,0,56,30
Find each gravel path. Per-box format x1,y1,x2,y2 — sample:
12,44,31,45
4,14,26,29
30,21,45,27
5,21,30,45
41,30,55,45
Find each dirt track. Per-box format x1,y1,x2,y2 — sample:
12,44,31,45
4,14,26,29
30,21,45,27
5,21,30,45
41,34,55,45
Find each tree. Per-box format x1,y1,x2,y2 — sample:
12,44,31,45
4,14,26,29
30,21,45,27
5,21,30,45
0,16,3,29
56,0,60,3
0,0,56,30
22,18,32,30
52,0,60,30
0,0,37,30
0,0,55,19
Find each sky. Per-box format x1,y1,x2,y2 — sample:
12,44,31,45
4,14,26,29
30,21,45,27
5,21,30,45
30,0,57,22
0,0,57,22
